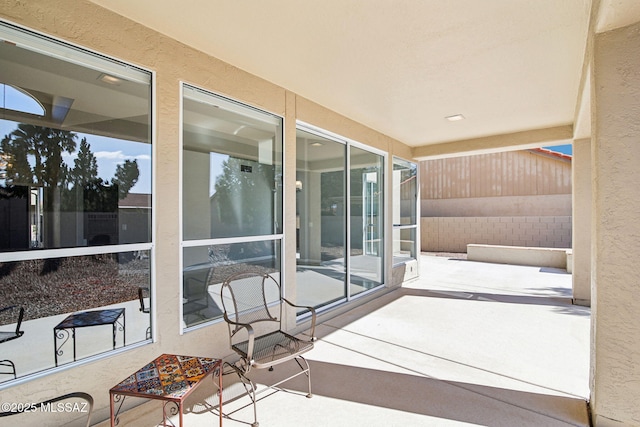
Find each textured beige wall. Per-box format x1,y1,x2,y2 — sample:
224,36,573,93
421,150,572,200
467,244,569,269
592,20,640,427
422,194,572,217
420,150,572,252
572,139,592,306
422,216,572,252
0,1,410,424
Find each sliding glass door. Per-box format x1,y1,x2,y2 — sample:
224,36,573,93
350,146,384,296
392,157,418,263
296,125,385,312
295,129,346,309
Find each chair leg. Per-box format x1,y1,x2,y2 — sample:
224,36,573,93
294,356,312,398
0,359,17,379
224,356,311,426
225,362,259,427
239,373,258,427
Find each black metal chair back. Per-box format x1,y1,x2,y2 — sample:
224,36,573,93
0,305,25,378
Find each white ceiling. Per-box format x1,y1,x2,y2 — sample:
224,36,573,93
88,1,639,148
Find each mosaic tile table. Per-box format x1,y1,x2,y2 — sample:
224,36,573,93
109,354,223,426
54,308,125,366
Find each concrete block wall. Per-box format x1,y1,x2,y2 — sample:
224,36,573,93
421,216,572,253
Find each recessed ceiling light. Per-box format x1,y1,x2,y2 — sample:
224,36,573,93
445,114,465,122
98,73,122,85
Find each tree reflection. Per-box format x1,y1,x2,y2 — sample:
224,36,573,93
212,157,278,260
0,124,140,250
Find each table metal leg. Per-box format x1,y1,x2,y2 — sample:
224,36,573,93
72,327,76,362
110,393,115,427
219,365,223,426
113,312,126,349
54,328,73,366
111,394,126,426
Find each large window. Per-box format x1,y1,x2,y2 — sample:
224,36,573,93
182,85,283,328
0,22,153,383
296,125,385,313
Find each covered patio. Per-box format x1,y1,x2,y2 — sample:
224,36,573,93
95,253,590,427
4,1,640,425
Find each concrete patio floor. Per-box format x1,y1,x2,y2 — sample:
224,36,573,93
98,253,591,427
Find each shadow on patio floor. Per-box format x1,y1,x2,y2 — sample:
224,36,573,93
97,254,591,427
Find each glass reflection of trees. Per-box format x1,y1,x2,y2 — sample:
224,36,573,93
212,156,280,239
0,124,139,250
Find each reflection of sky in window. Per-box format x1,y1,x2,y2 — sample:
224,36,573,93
1,84,45,116
0,119,151,194
210,152,227,197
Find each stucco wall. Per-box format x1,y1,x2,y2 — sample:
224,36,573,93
421,216,572,253
572,138,592,305
422,194,572,217
0,1,411,424
591,20,640,427
421,150,572,200
420,150,572,253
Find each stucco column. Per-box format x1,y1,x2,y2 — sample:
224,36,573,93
591,22,640,426
572,138,591,306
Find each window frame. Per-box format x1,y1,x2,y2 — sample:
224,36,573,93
179,83,285,332
0,20,156,387
392,156,419,264
295,121,388,317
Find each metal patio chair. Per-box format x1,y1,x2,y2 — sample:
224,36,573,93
0,305,24,379
221,272,316,427
138,287,151,340
183,267,213,323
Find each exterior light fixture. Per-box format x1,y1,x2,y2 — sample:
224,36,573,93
311,142,323,147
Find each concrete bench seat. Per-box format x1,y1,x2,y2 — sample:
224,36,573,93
467,244,572,271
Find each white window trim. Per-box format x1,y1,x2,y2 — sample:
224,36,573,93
0,20,156,383
0,243,154,263
179,82,285,334
0,20,150,84
183,84,281,125
295,121,388,308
